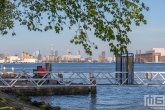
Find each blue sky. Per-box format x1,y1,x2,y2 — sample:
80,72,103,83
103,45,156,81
0,0,165,59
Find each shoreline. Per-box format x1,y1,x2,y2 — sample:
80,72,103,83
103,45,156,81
0,91,41,110
0,91,61,110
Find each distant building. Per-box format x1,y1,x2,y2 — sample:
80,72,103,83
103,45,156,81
0,53,21,63
35,50,42,62
88,57,92,61
102,51,105,62
9,55,21,63
22,52,36,63
97,55,102,62
22,52,35,60
107,57,112,62
81,57,85,62
60,50,82,62
0,54,5,63
60,54,81,62
42,56,48,62
135,48,165,63
22,59,37,63
113,56,116,62
0,54,5,60
85,57,92,62
60,49,81,62
77,50,80,56
66,49,70,55
55,50,58,57
0,59,4,63
49,55,55,61
97,51,106,62
38,54,42,62
35,50,40,58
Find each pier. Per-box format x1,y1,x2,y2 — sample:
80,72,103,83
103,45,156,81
1,54,165,96
1,71,165,87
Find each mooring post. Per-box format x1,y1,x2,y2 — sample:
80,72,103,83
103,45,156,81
22,68,27,85
58,71,63,84
90,72,96,94
12,67,14,73
22,68,25,73
3,67,6,74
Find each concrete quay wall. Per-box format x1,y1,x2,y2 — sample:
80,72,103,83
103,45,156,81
0,86,90,96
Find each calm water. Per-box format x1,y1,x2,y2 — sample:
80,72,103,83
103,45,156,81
1,63,165,110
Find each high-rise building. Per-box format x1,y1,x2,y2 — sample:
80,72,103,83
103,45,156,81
102,51,105,62
55,50,58,57
35,50,40,58
48,44,55,62
77,50,80,56
35,50,42,61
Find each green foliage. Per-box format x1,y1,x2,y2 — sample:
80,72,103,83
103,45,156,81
0,0,149,56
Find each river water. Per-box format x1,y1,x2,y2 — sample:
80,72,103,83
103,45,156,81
1,63,165,110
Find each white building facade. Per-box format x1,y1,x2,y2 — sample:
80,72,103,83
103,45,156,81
60,55,81,62
21,59,37,63
146,48,165,56
9,56,21,63
107,57,112,62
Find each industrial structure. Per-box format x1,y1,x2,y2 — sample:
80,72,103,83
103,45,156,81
135,48,165,63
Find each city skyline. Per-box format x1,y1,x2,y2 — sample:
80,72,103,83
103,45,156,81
0,0,165,59
2,47,165,60
0,49,111,60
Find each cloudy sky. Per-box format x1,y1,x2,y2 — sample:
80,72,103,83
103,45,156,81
0,0,165,59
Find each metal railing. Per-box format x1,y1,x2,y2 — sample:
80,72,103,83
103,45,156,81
0,71,165,87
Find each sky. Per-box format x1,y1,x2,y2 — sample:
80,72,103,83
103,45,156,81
0,0,165,59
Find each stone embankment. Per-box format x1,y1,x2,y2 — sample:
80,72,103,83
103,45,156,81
0,91,41,110
0,91,61,110
0,86,90,96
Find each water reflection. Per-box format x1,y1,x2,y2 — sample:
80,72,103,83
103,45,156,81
90,94,96,110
